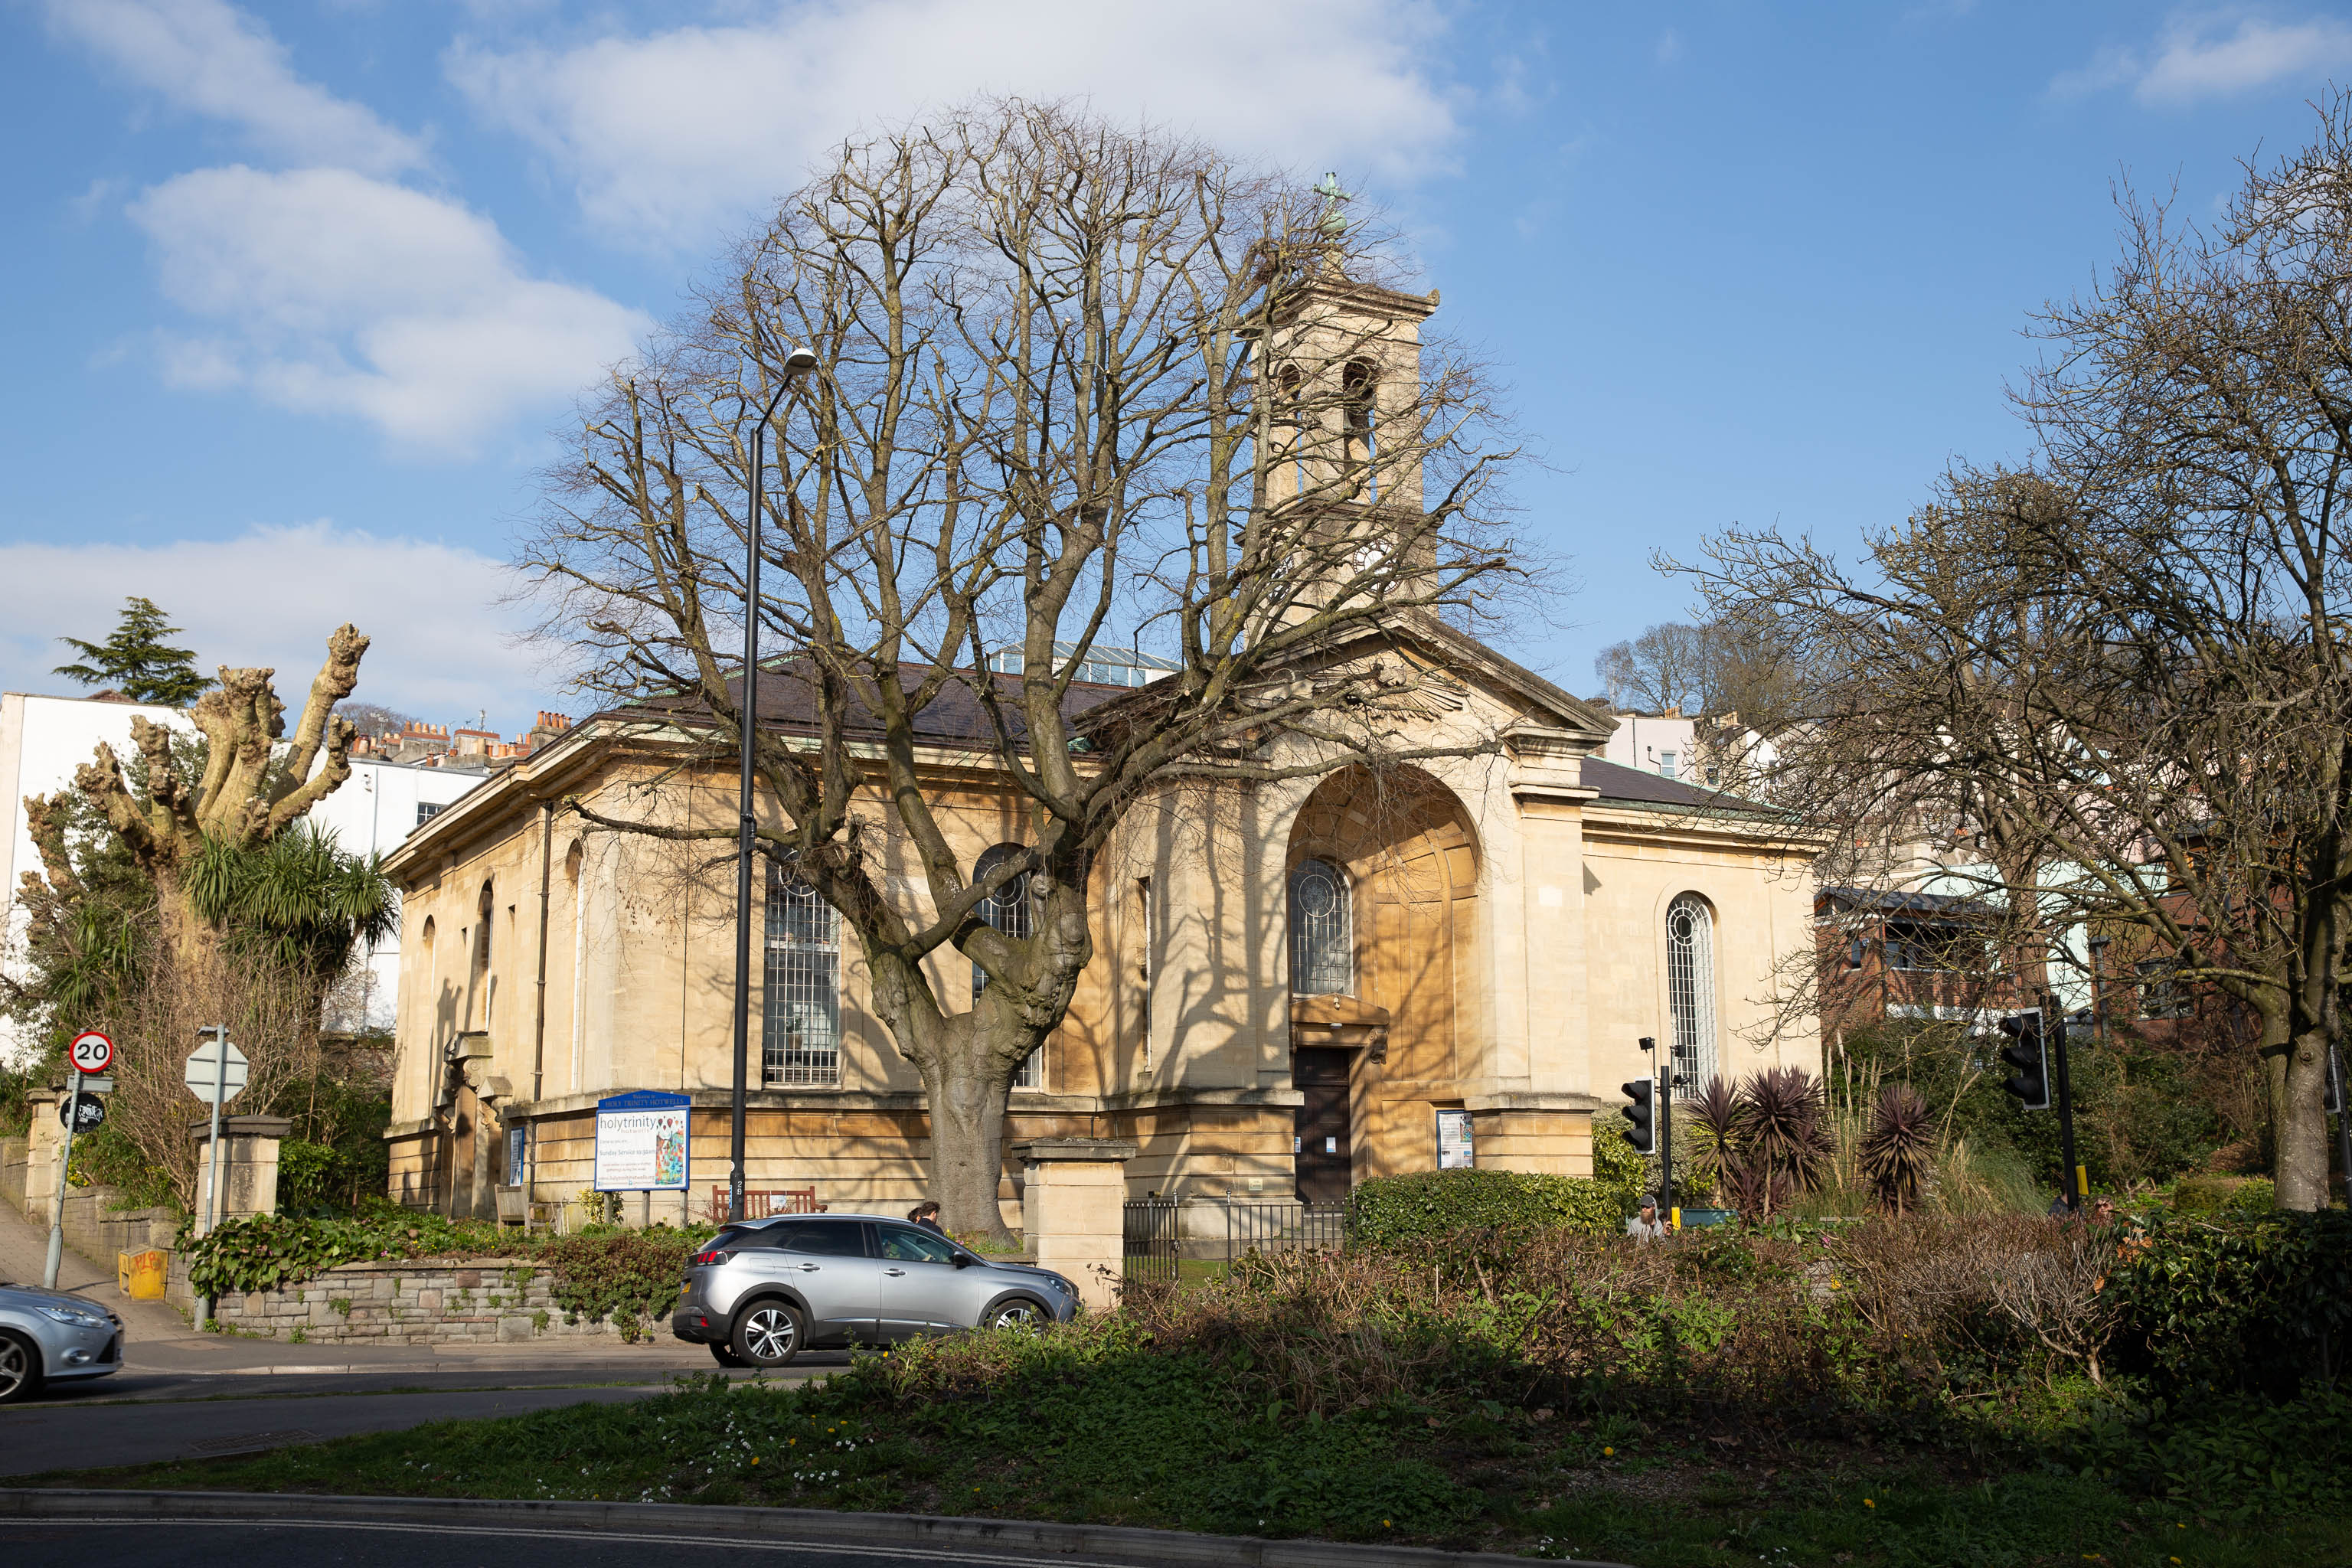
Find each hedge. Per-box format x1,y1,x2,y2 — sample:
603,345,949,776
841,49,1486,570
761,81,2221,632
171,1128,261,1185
1346,1167,1638,1249
2108,1208,2352,1398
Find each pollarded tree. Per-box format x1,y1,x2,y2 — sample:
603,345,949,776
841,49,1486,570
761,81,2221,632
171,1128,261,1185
24,625,372,994
521,101,1532,1237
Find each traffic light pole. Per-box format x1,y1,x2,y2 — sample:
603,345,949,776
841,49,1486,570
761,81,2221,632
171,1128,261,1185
1658,1060,1674,1222
2047,991,2082,1212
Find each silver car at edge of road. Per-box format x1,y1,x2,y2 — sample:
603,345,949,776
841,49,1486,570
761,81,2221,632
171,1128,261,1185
672,1212,1080,1368
0,1280,124,1403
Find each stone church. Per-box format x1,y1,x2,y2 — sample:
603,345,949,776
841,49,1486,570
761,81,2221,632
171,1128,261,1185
381,278,1820,1228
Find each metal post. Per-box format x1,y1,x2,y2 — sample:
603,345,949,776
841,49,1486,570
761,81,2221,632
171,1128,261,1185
196,1024,228,1327
2047,992,2082,1212
42,1079,85,1289
1658,1060,1674,1223
728,346,816,1227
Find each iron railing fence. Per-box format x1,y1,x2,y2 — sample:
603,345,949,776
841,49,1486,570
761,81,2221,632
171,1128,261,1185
1122,1197,1183,1284
1223,1200,1348,1262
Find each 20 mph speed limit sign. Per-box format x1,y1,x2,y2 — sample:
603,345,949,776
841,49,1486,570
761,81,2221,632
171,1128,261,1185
68,1030,114,1075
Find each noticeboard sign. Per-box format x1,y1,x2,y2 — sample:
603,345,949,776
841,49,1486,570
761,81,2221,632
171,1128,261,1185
593,1090,691,1191
1435,1107,1474,1170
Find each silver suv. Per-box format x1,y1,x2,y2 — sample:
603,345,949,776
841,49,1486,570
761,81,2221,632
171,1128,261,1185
0,1281,123,1403
671,1213,1079,1367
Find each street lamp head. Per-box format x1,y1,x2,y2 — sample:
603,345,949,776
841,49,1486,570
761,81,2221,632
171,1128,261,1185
782,348,820,381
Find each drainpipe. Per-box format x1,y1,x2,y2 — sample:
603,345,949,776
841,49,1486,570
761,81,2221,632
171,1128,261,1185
530,800,554,1228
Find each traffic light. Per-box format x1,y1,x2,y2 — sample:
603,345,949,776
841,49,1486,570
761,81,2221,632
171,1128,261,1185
1622,1076,1656,1154
1998,1011,2050,1110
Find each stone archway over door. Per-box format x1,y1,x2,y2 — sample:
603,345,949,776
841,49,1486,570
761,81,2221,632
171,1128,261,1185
1287,765,1482,1194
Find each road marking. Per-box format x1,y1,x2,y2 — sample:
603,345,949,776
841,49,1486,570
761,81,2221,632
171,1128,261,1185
24,1517,1153,1567
184,1429,322,1457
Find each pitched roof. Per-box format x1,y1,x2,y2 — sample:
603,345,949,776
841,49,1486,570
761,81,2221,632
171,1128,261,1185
1581,756,1756,811
611,662,1133,751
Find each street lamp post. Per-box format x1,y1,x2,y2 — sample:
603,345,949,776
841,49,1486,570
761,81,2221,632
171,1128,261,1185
730,345,820,1226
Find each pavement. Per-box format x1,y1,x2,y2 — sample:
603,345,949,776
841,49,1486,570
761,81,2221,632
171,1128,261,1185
0,1197,831,1477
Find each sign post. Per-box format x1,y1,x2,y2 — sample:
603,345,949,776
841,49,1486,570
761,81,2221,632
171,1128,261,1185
593,1090,691,1224
186,1027,248,1325
43,1031,114,1289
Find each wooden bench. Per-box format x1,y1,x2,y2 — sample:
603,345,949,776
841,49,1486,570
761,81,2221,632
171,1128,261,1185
709,1186,827,1222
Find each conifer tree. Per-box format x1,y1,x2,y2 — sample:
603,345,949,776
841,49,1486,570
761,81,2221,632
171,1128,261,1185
54,596,213,707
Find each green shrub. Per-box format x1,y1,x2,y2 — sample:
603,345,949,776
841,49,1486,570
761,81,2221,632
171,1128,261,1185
275,1139,343,1212
1346,1168,1633,1249
2169,1173,2274,1214
2107,1209,2352,1398
541,1228,710,1339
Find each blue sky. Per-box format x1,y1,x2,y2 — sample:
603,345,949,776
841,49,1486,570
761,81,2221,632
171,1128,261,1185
4,1,2347,736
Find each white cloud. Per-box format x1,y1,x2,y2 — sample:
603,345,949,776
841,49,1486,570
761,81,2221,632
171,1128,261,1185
45,0,426,175
0,523,558,733
446,0,1462,247
127,166,653,454
2053,11,2352,105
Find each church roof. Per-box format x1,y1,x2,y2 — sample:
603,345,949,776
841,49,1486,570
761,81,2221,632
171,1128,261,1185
610,661,1134,751
1582,756,1774,815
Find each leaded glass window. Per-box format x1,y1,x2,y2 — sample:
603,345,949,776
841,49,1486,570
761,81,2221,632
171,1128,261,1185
1665,893,1717,1089
1289,858,1352,996
764,866,841,1086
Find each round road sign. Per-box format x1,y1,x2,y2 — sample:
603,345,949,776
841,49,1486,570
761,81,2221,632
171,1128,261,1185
68,1030,114,1075
60,1095,106,1134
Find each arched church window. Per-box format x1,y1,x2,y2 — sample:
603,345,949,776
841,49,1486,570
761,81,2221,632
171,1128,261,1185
1289,858,1353,996
970,844,1041,1088
1341,358,1377,501
1665,893,1718,1089
468,882,493,1029
1276,362,1306,499
764,862,841,1086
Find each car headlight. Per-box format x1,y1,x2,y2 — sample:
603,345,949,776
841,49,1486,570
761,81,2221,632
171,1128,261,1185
37,1304,107,1328
1046,1275,1076,1297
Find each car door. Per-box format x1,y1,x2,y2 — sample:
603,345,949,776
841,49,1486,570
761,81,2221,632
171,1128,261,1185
771,1218,882,1340
874,1222,969,1337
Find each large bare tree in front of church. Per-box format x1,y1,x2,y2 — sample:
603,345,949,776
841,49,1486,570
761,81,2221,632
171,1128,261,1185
521,102,1531,1236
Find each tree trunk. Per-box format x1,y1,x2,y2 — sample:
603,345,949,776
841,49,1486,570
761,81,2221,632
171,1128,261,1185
152,867,224,1002
2273,1027,2334,1210
864,949,1030,1243
921,1037,1018,1241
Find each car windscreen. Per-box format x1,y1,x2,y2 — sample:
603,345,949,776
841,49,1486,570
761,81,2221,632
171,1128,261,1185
875,1224,961,1264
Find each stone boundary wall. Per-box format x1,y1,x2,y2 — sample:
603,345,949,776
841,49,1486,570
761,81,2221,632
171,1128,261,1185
2,1135,182,1274
165,1255,634,1344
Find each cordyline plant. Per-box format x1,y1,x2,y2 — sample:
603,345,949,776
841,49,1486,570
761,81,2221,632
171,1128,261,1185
519,100,1534,1238
1686,1067,1834,1220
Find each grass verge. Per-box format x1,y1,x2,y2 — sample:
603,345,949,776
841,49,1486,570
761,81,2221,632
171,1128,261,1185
26,1356,2350,1568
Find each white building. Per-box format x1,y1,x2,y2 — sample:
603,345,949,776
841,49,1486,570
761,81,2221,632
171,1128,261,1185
0,691,485,1062
309,756,485,1032
1597,707,1704,782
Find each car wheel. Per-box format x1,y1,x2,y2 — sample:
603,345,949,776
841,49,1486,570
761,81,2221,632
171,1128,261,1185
730,1300,805,1367
709,1341,751,1368
987,1298,1047,1331
0,1331,43,1406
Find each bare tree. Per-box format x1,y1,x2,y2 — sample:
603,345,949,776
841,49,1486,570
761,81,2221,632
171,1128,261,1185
521,102,1530,1237
1593,618,1799,726
1677,95,2352,1207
